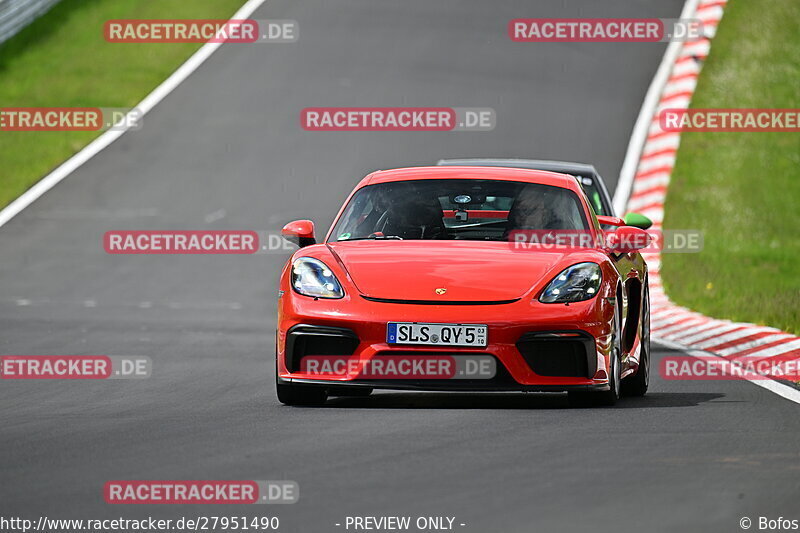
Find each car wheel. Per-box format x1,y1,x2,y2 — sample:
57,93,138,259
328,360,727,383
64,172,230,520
622,282,650,397
569,304,621,407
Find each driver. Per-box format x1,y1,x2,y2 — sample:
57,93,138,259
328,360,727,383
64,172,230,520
357,184,446,239
504,186,580,240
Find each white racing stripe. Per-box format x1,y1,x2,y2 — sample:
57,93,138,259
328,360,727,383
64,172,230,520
656,94,692,111
657,317,710,337
651,307,687,320
717,334,796,357
679,323,749,345
627,190,667,212
642,134,680,156
637,153,677,174
680,39,711,59
693,327,778,350
663,319,725,338
671,59,701,78
653,313,704,330
660,77,698,100
645,257,661,270
651,317,708,337
729,339,800,361
631,173,671,195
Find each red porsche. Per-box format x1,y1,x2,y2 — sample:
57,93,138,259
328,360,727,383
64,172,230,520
276,166,651,406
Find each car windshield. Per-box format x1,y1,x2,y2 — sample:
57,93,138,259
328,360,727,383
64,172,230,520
330,179,589,242
574,175,608,216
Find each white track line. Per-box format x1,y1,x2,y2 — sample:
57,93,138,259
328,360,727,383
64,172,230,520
655,338,800,405
612,0,701,215
0,0,270,229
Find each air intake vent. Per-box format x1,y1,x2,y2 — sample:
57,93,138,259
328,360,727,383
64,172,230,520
285,324,359,372
516,332,596,378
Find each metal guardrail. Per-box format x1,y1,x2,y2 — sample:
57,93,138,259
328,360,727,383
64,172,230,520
0,0,61,45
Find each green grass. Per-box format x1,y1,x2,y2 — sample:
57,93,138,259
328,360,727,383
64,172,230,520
0,0,247,208
661,0,800,334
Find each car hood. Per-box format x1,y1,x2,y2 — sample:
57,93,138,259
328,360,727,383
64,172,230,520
327,240,574,302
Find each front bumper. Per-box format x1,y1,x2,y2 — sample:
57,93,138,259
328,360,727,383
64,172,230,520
277,292,616,392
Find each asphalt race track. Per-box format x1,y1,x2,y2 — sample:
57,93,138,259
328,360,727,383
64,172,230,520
1,1,799,532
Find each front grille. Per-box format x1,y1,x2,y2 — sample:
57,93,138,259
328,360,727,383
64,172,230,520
516,332,596,378
285,324,360,372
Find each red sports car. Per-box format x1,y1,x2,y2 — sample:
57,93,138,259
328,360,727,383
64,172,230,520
276,166,651,406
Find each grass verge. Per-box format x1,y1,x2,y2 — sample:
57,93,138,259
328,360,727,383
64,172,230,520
661,0,800,334
0,0,247,209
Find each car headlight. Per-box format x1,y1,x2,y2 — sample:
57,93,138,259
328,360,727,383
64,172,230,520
291,257,345,299
539,262,602,303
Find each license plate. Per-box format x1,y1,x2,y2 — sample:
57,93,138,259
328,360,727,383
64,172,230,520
387,322,487,347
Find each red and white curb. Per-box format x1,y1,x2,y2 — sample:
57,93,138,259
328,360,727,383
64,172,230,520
617,0,800,400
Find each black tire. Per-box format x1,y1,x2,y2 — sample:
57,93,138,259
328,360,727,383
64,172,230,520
569,303,621,407
276,383,328,406
328,386,373,397
621,282,650,397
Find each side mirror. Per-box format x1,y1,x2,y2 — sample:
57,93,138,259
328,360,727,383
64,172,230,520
281,220,316,248
607,226,651,253
596,215,625,227
623,212,653,230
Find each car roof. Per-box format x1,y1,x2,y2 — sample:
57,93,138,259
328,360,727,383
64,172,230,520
360,166,583,192
437,158,598,177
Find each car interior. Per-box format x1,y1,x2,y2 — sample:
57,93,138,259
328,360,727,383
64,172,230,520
331,179,589,242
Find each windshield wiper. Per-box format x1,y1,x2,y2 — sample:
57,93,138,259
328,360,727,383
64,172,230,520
449,219,507,229
338,234,404,242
